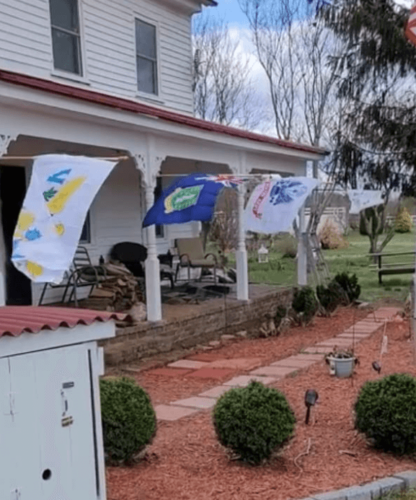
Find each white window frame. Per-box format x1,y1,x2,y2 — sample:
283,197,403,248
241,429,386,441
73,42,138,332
135,17,162,100
48,0,89,84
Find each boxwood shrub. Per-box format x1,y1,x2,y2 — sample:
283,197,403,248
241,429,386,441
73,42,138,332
355,373,416,455
100,377,156,464
213,381,296,464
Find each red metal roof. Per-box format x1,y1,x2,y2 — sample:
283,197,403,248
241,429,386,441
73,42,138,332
0,69,327,157
0,306,124,338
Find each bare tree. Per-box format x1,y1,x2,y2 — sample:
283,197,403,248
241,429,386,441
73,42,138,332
192,15,262,129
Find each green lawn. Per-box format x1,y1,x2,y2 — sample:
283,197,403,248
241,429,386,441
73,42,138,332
246,231,416,303
382,491,416,500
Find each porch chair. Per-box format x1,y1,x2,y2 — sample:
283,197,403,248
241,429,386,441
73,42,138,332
110,242,174,289
38,246,106,306
175,237,218,283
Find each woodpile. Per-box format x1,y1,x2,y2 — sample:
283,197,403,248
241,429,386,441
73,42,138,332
86,263,146,322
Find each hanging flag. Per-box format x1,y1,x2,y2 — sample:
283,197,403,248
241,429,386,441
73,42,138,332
244,176,319,234
348,189,384,215
142,173,244,227
405,2,416,47
12,154,117,283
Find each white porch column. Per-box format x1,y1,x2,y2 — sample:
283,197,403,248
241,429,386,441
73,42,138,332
297,204,308,286
133,142,164,322
234,153,249,301
0,134,16,306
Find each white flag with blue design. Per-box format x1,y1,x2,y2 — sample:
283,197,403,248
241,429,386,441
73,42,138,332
244,177,320,234
12,155,117,283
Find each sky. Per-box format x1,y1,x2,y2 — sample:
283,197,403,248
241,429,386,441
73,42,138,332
202,0,247,26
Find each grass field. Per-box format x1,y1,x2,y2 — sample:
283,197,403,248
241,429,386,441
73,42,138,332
246,231,415,303
382,491,416,500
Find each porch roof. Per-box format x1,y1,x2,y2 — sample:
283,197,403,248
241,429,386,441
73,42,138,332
0,69,328,159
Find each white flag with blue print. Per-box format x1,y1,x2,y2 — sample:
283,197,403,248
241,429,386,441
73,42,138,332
244,176,320,234
12,155,117,284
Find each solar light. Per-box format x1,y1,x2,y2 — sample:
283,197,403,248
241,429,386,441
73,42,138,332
372,361,381,374
305,389,319,425
258,244,269,263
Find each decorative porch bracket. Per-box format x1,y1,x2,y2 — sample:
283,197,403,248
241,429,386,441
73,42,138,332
132,138,166,322
231,153,249,302
0,134,16,307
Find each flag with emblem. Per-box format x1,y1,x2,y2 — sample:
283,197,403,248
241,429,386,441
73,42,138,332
244,176,319,234
406,2,416,47
142,173,244,227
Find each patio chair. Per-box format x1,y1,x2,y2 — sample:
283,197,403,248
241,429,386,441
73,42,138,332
110,242,174,289
38,246,106,306
175,237,218,283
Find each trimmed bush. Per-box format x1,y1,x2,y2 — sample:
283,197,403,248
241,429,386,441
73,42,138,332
292,286,319,325
355,374,416,455
100,377,156,464
316,281,348,314
213,381,295,464
319,219,349,250
333,272,361,303
395,207,413,233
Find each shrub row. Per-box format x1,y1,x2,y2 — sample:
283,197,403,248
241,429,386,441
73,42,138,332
101,372,416,467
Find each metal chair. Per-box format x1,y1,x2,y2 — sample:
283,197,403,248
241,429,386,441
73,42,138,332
175,238,218,283
38,246,106,306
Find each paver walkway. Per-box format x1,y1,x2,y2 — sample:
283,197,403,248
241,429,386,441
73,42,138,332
154,307,400,422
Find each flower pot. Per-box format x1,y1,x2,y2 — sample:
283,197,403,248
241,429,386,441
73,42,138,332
327,356,355,378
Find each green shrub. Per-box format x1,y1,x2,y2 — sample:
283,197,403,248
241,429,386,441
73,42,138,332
395,207,413,233
333,272,361,303
316,281,348,314
100,377,156,464
319,220,349,250
355,374,416,455
292,286,319,325
213,381,295,464
276,235,297,259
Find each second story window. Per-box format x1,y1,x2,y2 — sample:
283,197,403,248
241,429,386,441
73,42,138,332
49,0,83,75
135,19,158,95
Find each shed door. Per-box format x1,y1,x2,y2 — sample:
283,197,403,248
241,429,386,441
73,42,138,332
0,345,98,500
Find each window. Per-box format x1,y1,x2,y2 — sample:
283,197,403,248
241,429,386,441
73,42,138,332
135,19,158,95
154,177,164,238
79,212,91,244
49,0,83,75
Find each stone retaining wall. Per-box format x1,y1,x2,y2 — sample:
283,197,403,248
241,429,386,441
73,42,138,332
102,287,293,366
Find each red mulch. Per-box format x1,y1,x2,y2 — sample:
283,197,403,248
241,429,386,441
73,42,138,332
107,308,416,500
126,307,368,405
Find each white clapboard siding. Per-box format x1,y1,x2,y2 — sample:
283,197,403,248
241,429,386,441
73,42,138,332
0,0,195,114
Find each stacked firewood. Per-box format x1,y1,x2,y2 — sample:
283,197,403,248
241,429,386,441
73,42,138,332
87,263,146,322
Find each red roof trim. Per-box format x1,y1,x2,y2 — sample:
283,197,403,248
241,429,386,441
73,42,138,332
0,306,125,338
0,69,327,156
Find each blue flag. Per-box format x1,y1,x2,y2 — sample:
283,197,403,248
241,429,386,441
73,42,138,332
142,173,244,227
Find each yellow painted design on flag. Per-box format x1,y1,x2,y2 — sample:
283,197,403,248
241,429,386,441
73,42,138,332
47,176,86,215
55,223,65,236
27,261,43,277
17,211,35,231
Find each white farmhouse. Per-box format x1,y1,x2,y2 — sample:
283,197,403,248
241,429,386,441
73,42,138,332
0,0,325,321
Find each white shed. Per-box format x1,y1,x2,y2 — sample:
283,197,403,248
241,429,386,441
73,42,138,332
0,306,121,500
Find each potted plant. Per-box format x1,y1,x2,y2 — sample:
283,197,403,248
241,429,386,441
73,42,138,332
325,348,357,378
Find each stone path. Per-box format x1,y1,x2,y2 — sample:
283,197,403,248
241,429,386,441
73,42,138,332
154,307,400,422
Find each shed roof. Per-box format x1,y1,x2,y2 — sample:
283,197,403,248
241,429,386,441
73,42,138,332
0,306,124,338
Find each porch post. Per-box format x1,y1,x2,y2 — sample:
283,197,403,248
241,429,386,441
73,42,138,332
297,204,308,286
132,142,164,322
0,134,16,306
234,153,249,301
